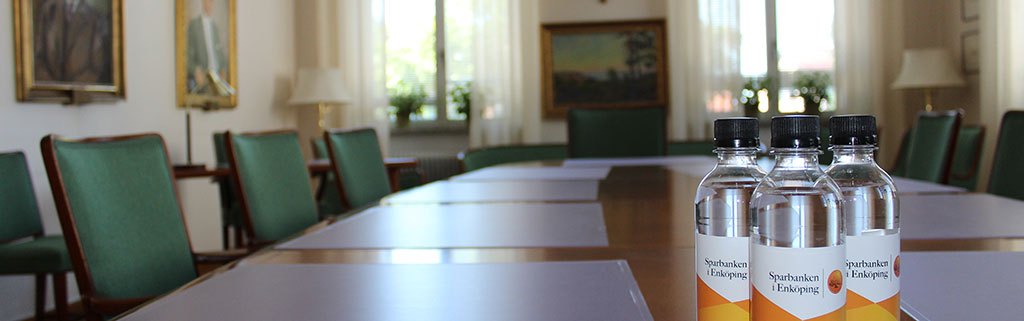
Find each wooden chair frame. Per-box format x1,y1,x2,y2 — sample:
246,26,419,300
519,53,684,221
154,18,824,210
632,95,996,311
950,125,986,181
323,127,397,211
0,150,69,320
41,134,199,318
224,129,319,249
456,143,567,173
987,110,1024,191
912,110,963,184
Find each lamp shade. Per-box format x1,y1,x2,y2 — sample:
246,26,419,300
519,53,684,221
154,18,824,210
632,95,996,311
891,48,966,89
288,68,352,105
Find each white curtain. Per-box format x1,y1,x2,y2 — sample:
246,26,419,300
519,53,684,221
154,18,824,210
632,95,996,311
331,0,390,153
468,0,538,147
834,0,886,116
978,0,1024,187
667,0,743,141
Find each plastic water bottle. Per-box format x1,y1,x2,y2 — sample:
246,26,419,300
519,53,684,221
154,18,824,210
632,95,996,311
749,115,845,320
695,117,766,320
824,115,900,320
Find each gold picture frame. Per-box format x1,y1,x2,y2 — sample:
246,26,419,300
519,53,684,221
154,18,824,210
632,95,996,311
541,19,668,118
13,0,126,103
175,0,237,109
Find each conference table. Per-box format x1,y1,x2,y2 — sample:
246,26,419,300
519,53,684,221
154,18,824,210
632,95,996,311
118,156,1024,320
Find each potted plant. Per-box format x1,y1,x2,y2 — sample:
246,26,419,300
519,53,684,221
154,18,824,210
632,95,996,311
740,77,771,118
449,81,471,128
791,71,831,115
388,82,427,128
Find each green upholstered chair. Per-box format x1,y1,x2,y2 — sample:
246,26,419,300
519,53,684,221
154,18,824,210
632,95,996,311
890,127,913,176
567,107,667,158
948,126,985,191
324,128,393,209
458,144,567,172
311,138,346,217
900,111,962,184
226,130,320,246
666,141,716,156
988,111,1024,200
0,151,72,321
40,134,203,318
213,133,245,249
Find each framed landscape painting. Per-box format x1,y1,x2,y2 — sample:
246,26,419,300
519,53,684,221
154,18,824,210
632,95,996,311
541,20,668,118
13,0,125,103
176,0,237,109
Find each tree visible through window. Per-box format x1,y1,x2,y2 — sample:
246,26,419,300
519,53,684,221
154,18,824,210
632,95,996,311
384,0,472,129
740,0,835,114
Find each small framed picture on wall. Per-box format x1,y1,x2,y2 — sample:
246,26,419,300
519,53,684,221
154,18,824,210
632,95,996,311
961,30,979,74
962,0,979,22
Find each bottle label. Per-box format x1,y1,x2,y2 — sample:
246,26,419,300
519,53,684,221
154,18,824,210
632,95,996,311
845,234,901,320
750,242,846,320
695,233,750,320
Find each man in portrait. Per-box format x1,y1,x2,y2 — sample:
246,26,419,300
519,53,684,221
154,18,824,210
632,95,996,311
186,0,228,94
33,0,113,85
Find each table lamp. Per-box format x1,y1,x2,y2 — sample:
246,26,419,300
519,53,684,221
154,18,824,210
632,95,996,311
179,70,236,170
891,48,965,112
288,68,352,132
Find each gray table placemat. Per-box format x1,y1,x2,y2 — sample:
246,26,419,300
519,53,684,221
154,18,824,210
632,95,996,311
277,203,608,249
382,180,599,204
452,166,611,181
561,156,716,167
119,261,654,321
901,193,1024,239
902,251,1024,321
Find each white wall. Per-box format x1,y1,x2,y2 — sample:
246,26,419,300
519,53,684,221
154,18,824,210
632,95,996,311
0,1,296,319
534,0,667,143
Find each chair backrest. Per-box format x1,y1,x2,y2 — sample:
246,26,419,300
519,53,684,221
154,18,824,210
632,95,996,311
312,137,329,159
989,111,1024,200
890,127,913,176
666,141,715,156
948,125,985,191
325,128,392,209
459,144,567,172
310,137,346,216
226,130,319,244
567,107,667,158
212,133,243,230
0,151,44,243
40,134,197,304
902,111,962,184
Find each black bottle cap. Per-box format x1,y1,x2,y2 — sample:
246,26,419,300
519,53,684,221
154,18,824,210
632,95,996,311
771,115,820,149
829,115,878,146
714,117,760,148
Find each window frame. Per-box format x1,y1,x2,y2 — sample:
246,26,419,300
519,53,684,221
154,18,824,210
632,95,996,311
387,0,467,134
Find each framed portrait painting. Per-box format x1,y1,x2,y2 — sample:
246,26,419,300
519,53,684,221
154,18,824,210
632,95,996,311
541,20,668,118
176,0,237,109
13,0,125,103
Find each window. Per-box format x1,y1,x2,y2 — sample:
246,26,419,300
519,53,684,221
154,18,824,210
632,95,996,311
384,0,472,130
740,0,835,114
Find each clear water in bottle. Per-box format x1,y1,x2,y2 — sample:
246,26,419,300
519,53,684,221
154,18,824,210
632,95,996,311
748,116,846,320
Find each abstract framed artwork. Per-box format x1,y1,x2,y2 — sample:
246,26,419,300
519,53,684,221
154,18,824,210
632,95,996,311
13,0,125,103
541,19,668,118
175,0,237,109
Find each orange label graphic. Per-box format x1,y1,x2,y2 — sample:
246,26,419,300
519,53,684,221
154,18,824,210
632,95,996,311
893,255,900,277
845,234,901,320
695,233,749,320
828,270,843,294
